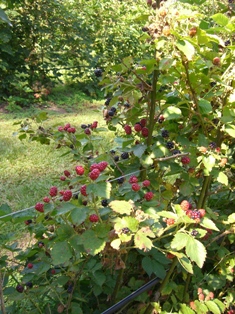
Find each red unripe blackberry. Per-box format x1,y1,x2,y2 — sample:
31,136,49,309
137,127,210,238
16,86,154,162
49,186,58,197
212,57,220,65
186,209,192,218
141,127,149,137
142,180,150,187
98,161,108,171
134,123,142,132
198,208,206,217
124,125,132,135
67,127,76,133
132,183,141,191
144,191,154,201
63,190,72,201
167,253,175,259
27,263,33,269
90,163,99,171
181,156,190,165
60,176,66,181
58,126,64,132
198,293,205,301
140,118,147,127
80,185,88,196
89,169,100,180
43,196,50,203
180,200,190,211
129,175,138,184
35,203,44,213
91,121,98,129
63,123,71,131
75,165,85,175
166,218,175,225
158,115,165,123
89,214,99,223
64,170,71,177
51,269,56,275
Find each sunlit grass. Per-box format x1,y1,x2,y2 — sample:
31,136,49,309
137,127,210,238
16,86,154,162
0,107,114,211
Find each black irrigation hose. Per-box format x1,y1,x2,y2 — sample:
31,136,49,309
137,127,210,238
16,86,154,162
101,276,161,314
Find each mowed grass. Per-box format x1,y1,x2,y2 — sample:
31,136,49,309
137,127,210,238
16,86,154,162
0,105,114,212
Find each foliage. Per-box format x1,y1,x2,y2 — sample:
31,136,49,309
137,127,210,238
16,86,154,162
0,0,235,313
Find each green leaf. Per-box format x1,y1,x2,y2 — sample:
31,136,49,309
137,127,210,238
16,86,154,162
224,124,235,138
87,182,111,198
51,241,72,265
200,217,219,231
159,58,174,71
194,300,209,314
134,230,153,252
216,172,228,186
0,8,12,26
186,237,206,268
109,200,133,215
205,300,221,314
176,40,195,60
213,299,226,313
211,13,229,26
178,254,193,274
0,204,12,217
228,213,235,223
71,207,88,225
158,211,177,219
163,106,182,120
57,203,76,215
198,99,212,115
133,144,147,158
179,303,195,314
114,216,139,232
171,233,191,251
142,257,166,279
77,230,106,256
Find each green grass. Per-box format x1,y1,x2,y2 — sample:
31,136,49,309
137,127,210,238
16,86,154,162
0,102,114,212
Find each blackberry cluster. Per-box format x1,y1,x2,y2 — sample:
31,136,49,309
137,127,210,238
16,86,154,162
166,141,174,149
121,152,129,159
161,130,169,138
209,142,217,149
101,199,109,207
105,97,112,106
94,68,102,77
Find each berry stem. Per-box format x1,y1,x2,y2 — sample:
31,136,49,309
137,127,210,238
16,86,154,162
0,273,6,314
183,272,191,303
197,175,211,209
147,68,158,147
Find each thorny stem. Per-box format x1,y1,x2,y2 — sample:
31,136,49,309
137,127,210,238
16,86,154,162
147,69,158,147
111,252,128,305
197,176,211,209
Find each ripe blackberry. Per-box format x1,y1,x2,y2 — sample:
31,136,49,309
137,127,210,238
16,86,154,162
161,130,169,138
124,102,130,108
67,284,73,293
225,39,231,46
110,149,116,155
81,124,87,129
209,142,217,149
122,227,130,234
166,141,174,149
210,82,216,87
172,149,181,155
191,230,199,237
121,152,129,159
101,199,109,207
26,282,33,288
117,177,125,184
16,284,24,293
25,219,32,225
104,97,112,106
94,68,102,77
114,155,119,162
110,107,117,113
108,110,115,117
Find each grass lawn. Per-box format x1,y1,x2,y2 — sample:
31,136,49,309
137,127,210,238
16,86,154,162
0,98,113,212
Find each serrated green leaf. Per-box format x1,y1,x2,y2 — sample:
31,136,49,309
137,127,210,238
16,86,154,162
157,211,177,219
224,124,235,137
109,200,133,215
216,172,228,186
77,230,106,256
211,13,229,26
205,300,221,314
178,254,193,274
133,144,147,158
171,233,190,251
195,300,209,314
163,106,182,120
51,241,72,265
176,40,195,60
200,217,219,231
213,299,226,313
186,237,206,268
134,230,153,252
57,202,76,215
87,181,111,198
199,99,212,115
142,257,166,279
71,207,88,225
